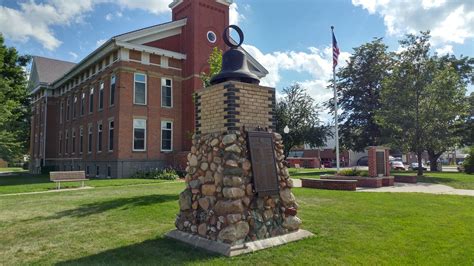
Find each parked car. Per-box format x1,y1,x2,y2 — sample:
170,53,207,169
356,156,368,166
391,161,406,171
410,162,427,171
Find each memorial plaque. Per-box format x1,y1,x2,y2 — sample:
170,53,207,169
376,151,385,175
247,131,279,197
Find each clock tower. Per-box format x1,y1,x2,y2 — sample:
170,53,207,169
169,0,231,148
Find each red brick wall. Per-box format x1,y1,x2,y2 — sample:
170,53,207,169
368,147,377,177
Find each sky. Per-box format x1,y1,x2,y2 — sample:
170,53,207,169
1,0,473,122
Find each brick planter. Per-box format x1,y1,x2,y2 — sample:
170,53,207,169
382,176,394,186
320,175,384,188
301,178,357,191
394,175,417,183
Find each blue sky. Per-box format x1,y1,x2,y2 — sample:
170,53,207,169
1,0,473,121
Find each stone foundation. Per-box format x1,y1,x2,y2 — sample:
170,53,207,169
175,129,301,245
394,175,418,183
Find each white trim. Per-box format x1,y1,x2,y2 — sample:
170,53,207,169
207,31,217,44
161,77,173,108
133,73,147,105
129,28,182,45
133,118,147,152
116,18,187,42
116,41,186,60
160,120,173,152
169,0,232,9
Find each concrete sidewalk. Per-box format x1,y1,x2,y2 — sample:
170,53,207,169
357,182,474,196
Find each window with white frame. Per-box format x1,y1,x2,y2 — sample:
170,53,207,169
108,119,114,151
88,125,93,153
161,78,172,107
66,97,70,121
89,88,94,113
79,127,83,154
73,96,77,119
98,81,104,110
58,132,62,155
110,75,116,106
134,73,146,105
72,129,76,154
81,92,85,116
59,101,64,123
65,130,69,154
133,118,146,151
161,121,173,151
97,122,103,152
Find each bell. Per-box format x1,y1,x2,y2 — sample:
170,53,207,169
210,25,260,85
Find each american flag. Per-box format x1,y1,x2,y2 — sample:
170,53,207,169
332,29,340,69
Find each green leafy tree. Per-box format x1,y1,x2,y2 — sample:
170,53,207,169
422,63,468,171
275,83,329,157
0,34,31,162
377,32,469,175
200,47,223,88
326,38,392,152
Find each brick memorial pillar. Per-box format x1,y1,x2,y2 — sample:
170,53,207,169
166,25,312,256
368,146,377,177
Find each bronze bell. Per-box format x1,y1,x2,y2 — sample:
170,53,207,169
210,25,260,85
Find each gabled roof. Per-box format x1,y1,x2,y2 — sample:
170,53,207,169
30,56,76,90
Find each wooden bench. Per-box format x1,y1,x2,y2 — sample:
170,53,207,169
50,171,88,189
301,178,357,191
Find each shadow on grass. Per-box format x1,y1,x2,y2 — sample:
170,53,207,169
0,173,50,186
416,176,457,185
56,237,218,265
49,194,178,219
291,171,336,178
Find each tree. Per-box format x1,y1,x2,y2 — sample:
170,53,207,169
377,32,469,175
422,63,468,171
326,38,392,152
0,34,31,162
275,83,329,157
200,47,223,88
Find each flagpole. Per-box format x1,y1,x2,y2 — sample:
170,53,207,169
331,26,340,171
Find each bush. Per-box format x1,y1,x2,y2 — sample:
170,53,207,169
337,167,368,177
463,147,474,174
131,168,179,180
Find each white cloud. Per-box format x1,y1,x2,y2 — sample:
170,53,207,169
68,51,78,60
435,44,453,55
0,0,170,51
229,3,245,26
105,13,113,21
352,0,474,48
96,39,107,47
243,44,350,122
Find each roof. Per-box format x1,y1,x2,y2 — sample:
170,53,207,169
32,56,76,85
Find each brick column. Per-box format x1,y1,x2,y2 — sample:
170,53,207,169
368,146,377,177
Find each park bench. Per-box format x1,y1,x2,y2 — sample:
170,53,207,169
301,178,357,191
50,171,88,189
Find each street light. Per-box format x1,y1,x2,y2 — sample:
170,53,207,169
283,125,290,134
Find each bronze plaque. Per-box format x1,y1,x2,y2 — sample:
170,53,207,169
376,151,385,175
247,131,279,197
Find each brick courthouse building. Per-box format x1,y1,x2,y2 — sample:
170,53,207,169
28,0,268,177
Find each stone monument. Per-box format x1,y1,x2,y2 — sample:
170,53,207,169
166,25,312,256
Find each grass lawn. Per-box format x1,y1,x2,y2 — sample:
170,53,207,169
1,180,473,265
0,173,169,194
0,167,27,173
290,168,474,190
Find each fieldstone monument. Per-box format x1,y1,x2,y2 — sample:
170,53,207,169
166,25,312,256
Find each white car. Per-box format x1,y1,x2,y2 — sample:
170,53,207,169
391,161,406,171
